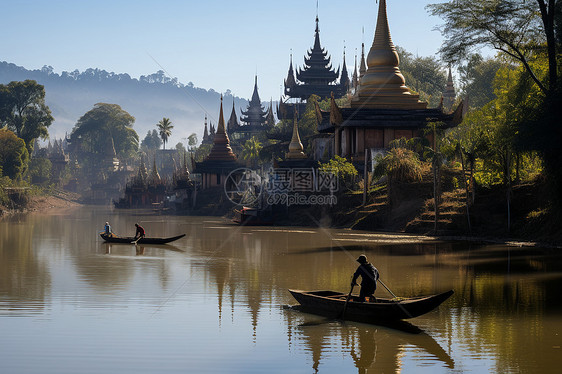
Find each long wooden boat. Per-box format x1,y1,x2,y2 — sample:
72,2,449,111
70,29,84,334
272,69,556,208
100,233,186,244
289,289,454,322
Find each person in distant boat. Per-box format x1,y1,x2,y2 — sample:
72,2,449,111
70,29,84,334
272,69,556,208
351,254,379,302
104,222,113,237
134,223,145,240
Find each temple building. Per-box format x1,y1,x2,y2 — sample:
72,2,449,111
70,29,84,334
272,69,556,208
230,76,272,143
279,15,350,120
316,0,463,162
193,96,241,190
113,155,166,208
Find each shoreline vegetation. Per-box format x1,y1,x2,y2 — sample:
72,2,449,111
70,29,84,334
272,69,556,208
3,177,560,250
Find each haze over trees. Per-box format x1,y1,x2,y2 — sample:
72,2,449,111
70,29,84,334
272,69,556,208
0,62,250,144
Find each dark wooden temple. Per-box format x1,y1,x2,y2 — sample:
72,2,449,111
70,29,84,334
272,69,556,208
279,15,350,120
229,76,273,142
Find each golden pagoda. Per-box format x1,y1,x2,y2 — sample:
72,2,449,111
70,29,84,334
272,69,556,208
352,0,427,110
315,0,463,161
285,116,307,160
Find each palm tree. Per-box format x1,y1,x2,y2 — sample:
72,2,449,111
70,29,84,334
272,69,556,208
241,137,262,169
157,117,173,149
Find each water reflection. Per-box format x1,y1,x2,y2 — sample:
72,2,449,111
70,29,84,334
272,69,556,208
1,208,562,373
289,319,454,373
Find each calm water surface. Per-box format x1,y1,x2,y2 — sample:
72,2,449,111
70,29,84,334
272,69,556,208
0,206,561,373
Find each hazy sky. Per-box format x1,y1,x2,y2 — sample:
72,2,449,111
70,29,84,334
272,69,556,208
1,0,449,101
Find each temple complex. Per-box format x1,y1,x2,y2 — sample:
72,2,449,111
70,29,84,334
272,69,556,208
193,96,241,190
316,0,463,162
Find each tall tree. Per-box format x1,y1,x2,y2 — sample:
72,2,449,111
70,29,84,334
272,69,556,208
0,80,53,152
428,0,558,93
70,103,138,173
157,117,173,149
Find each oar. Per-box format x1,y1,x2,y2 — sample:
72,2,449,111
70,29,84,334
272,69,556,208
339,283,355,320
378,278,398,299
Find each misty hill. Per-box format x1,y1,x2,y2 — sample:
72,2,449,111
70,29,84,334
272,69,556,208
0,61,254,146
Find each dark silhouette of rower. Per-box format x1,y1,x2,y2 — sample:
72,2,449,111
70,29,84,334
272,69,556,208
351,255,379,302
134,223,145,240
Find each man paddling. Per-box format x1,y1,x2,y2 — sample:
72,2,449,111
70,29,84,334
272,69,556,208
134,223,145,241
351,255,379,302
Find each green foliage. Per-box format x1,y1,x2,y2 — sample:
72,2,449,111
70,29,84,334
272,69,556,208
319,155,358,191
457,54,504,109
0,128,29,180
140,129,162,151
0,80,54,152
396,46,447,107
71,102,139,161
194,143,212,162
157,117,173,149
373,147,424,184
241,137,263,169
428,0,556,93
27,157,52,184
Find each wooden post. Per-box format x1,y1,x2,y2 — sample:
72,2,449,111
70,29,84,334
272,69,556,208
363,148,368,206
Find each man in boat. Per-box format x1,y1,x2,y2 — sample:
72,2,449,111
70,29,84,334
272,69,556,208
351,255,379,302
134,223,145,240
104,222,114,237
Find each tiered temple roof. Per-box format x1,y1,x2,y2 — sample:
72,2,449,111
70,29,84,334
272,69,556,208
240,76,268,130
284,16,348,101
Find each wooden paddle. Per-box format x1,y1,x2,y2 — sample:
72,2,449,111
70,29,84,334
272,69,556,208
339,283,355,319
378,278,398,299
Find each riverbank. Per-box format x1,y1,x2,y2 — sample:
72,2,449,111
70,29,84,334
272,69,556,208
0,189,81,217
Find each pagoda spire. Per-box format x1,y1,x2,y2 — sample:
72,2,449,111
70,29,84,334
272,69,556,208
285,110,306,159
206,96,237,161
284,54,297,92
340,47,350,93
227,100,239,134
443,65,456,111
359,42,367,80
351,0,427,109
352,50,359,93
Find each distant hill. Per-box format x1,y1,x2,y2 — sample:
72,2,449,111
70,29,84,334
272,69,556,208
0,61,254,146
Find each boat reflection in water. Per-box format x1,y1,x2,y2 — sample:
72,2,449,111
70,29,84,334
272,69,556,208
284,308,454,373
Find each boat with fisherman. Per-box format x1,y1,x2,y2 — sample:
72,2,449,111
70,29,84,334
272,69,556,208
289,289,454,323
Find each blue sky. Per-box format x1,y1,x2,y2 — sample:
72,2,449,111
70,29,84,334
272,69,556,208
1,0,448,101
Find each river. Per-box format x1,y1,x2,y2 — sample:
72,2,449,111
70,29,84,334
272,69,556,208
0,206,560,373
